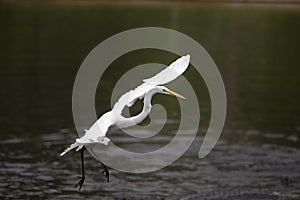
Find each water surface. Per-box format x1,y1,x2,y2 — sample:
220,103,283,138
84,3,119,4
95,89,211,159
0,2,300,199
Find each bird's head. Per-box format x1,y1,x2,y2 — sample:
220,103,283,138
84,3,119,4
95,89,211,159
157,86,186,99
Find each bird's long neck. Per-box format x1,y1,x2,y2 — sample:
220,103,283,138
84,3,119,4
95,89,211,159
120,89,156,128
131,90,156,124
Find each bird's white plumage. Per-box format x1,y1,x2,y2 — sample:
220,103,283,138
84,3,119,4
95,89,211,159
60,54,190,156
75,111,113,144
124,54,190,107
111,83,156,128
143,54,190,85
125,84,155,107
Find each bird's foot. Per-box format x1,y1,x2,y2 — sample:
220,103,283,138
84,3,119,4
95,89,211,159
75,176,85,191
102,169,109,182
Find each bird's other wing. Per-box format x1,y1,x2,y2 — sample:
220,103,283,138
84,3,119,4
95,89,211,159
142,54,190,85
60,111,114,156
75,111,114,144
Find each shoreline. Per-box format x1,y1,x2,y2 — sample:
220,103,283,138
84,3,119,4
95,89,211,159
2,0,300,4
2,0,300,9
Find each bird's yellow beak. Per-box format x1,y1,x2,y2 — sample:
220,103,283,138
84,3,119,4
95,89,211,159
165,89,186,99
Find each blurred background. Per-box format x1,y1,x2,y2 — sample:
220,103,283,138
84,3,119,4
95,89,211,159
0,0,300,199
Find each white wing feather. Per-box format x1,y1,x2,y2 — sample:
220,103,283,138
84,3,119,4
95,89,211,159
76,111,113,144
60,111,113,156
117,54,191,108
143,54,190,85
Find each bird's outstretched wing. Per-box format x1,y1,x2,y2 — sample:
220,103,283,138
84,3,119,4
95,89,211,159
143,54,190,85
60,112,113,156
76,111,114,144
118,54,190,107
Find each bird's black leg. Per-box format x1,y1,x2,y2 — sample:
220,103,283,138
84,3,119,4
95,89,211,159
100,162,109,182
75,146,86,191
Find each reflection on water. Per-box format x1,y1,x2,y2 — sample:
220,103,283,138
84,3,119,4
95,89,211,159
0,2,300,199
1,128,299,199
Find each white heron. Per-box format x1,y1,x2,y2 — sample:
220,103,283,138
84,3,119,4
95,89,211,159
60,54,190,190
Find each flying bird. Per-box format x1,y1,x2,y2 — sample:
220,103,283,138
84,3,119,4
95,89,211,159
60,54,190,191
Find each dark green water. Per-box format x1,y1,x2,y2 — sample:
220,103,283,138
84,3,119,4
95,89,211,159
0,2,300,199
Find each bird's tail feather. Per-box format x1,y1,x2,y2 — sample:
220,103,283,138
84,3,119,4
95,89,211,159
60,142,83,156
